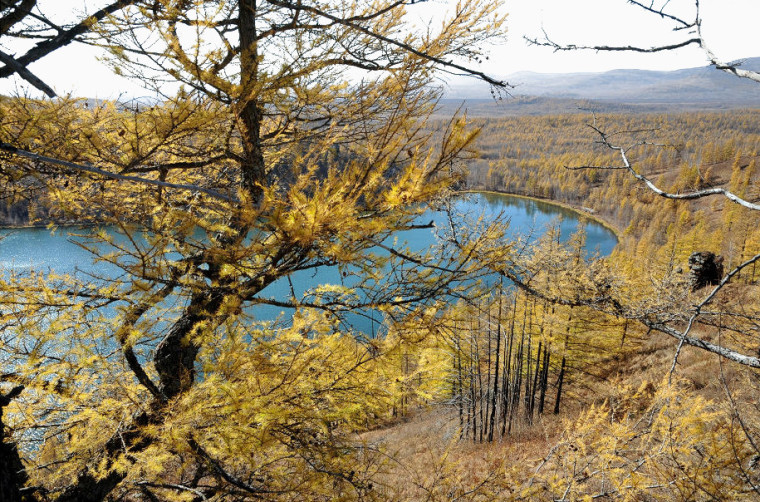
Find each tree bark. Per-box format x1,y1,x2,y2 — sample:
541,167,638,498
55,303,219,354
529,341,542,421
155,290,225,399
487,287,503,442
538,347,549,415
238,0,266,203
0,386,26,502
554,356,566,415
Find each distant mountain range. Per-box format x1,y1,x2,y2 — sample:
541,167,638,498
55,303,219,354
443,57,760,114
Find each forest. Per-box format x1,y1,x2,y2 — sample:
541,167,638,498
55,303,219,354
0,0,759,501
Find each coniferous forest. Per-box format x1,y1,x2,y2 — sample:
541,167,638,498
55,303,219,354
1,1,760,501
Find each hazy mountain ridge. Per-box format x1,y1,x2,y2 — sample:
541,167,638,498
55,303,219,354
446,57,760,109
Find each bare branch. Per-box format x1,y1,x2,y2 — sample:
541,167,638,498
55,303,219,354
525,30,701,55
645,319,760,368
570,126,760,211
693,6,760,84
523,37,699,53
527,0,760,84
0,0,36,36
0,49,55,97
624,0,694,28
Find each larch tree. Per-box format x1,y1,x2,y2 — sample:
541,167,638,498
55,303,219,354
0,2,147,500
0,0,511,500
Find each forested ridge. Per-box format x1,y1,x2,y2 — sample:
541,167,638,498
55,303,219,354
0,0,760,500
468,110,760,260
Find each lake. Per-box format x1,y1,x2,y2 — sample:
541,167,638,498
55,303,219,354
0,193,616,332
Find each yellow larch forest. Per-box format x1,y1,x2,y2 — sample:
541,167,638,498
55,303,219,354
0,1,759,501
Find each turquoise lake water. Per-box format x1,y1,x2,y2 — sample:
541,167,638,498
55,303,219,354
0,193,615,271
0,193,616,332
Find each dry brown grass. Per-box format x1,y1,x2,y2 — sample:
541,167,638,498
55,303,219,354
359,323,760,500
361,406,568,500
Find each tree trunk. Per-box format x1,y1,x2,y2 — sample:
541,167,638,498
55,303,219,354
487,286,503,442
554,356,566,415
469,321,478,442
455,327,464,438
238,0,266,203
56,290,230,501
55,409,154,502
554,310,572,415
155,289,225,399
0,386,26,502
529,341,542,421
523,300,534,422
500,293,518,437
538,346,550,415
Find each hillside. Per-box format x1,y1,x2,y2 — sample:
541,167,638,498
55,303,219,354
466,110,760,246
352,109,760,499
434,95,758,119
444,57,760,113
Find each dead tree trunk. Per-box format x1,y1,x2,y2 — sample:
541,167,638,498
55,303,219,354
529,341,542,421
488,285,503,442
553,310,572,415
538,345,550,415
554,356,566,415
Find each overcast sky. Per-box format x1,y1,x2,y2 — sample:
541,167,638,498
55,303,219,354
1,0,758,99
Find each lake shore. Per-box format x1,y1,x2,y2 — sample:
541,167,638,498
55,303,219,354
1,191,621,244
463,189,622,241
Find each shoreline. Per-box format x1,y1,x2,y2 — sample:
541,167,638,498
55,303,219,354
2,192,622,242
462,188,622,241
0,222,99,230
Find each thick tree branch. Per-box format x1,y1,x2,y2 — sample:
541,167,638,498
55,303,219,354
0,143,237,202
647,319,760,368
120,155,234,174
0,48,54,96
0,0,140,80
0,0,36,36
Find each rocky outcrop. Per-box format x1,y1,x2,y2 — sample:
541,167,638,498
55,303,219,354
688,251,724,291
